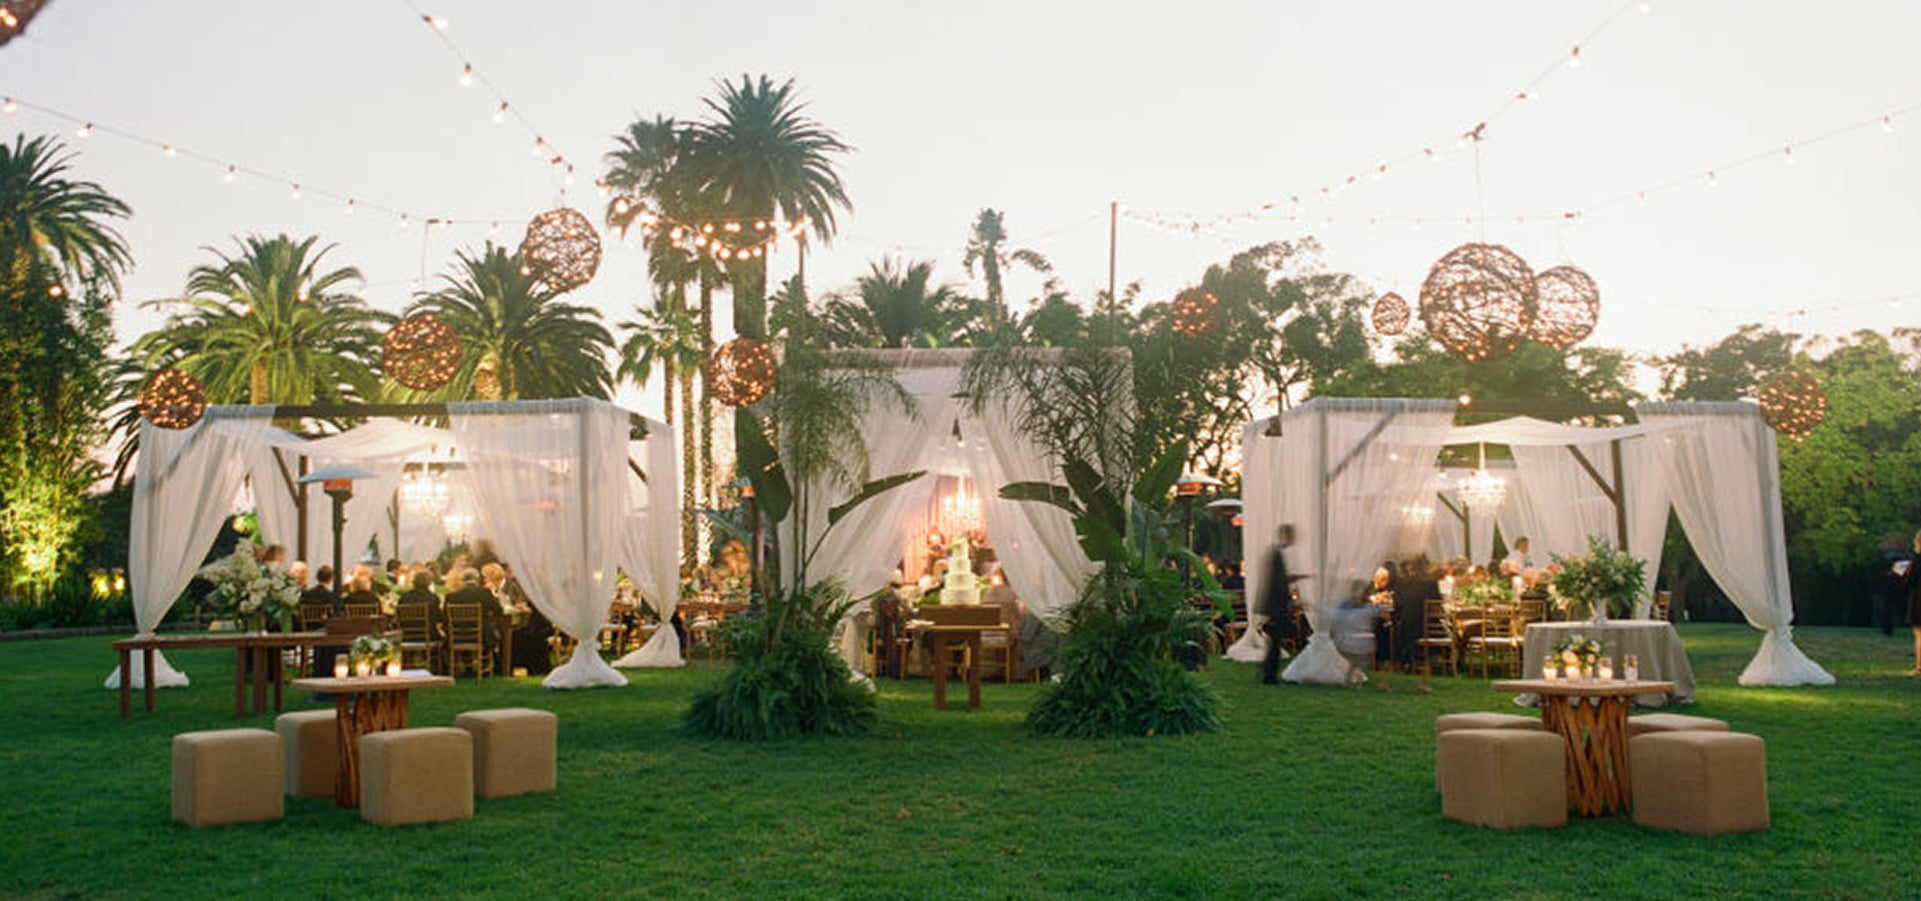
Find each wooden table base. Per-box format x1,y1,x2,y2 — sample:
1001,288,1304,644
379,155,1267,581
331,690,412,807
1541,694,1633,817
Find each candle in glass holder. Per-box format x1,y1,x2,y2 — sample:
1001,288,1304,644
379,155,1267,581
1598,658,1615,681
1624,653,1640,681
354,659,372,678
385,661,402,677
1542,656,1558,681
332,659,349,679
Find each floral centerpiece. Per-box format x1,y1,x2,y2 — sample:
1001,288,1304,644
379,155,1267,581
1452,575,1516,607
1553,633,1603,675
197,547,299,632
1549,535,1648,623
350,634,398,670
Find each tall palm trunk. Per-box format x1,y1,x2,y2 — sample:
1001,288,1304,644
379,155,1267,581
698,275,716,558
680,356,697,570
249,358,269,405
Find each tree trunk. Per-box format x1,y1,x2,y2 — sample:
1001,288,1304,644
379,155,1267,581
698,276,716,557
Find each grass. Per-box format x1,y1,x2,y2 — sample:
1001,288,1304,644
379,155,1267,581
0,624,1916,899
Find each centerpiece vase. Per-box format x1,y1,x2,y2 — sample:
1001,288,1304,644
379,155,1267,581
248,612,267,635
1588,596,1608,627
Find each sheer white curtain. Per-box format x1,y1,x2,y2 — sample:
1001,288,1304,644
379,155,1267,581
106,409,273,689
1284,400,1455,685
616,418,683,668
1638,403,1832,686
449,400,629,689
1511,444,1618,561
1229,418,1284,661
963,398,1095,616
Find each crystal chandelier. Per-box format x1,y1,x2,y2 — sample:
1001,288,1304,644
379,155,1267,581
938,475,981,537
401,464,452,513
1456,443,1506,512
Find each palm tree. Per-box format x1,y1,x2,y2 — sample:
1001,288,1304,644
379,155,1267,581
822,258,963,349
405,244,614,401
689,74,853,338
616,293,705,565
0,134,131,297
131,234,386,405
961,208,1051,321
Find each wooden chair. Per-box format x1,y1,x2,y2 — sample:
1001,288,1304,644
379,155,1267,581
395,604,441,674
342,602,381,620
296,603,332,632
976,599,1023,683
1468,609,1524,678
446,603,491,678
1418,599,1456,676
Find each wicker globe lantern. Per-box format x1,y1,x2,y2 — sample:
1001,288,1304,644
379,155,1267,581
1418,242,1538,363
1169,288,1217,338
139,369,207,430
517,208,602,293
382,314,463,391
708,337,777,407
1530,265,1601,350
1757,369,1827,439
1371,291,1411,336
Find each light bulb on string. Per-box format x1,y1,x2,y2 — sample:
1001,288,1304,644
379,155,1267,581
493,102,508,125
75,122,92,138
344,198,355,215
2,97,14,114
398,213,410,229
423,14,448,30
459,64,473,87
1706,170,1718,188
530,137,545,156
290,183,301,201
1882,115,1895,134
1569,46,1582,68
161,144,176,158
224,165,236,183
1783,146,1795,165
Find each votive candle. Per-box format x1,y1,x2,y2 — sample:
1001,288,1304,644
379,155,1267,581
332,659,349,679
1598,658,1615,681
385,661,402,677
354,660,372,678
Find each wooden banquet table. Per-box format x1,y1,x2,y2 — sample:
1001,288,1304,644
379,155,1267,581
113,630,393,719
289,673,453,807
907,623,1008,710
1493,678,1677,817
1520,620,1695,706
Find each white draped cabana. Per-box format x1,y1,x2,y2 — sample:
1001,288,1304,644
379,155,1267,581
769,350,1098,667
1237,397,1832,688
105,399,681,691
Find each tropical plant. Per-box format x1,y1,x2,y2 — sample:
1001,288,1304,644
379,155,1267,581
1550,535,1648,620
688,74,852,337
819,258,964,348
0,134,132,296
405,243,614,400
962,208,1052,321
681,580,876,740
131,234,386,405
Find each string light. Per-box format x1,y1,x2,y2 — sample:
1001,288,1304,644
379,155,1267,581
223,165,236,183
161,144,176,158
459,64,474,87
290,183,301,201
493,102,508,124
2,97,14,114
74,122,91,139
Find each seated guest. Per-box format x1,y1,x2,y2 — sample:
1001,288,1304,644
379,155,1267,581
445,566,506,649
1392,556,1437,666
341,564,385,614
288,560,310,591
394,570,446,640
1218,562,1245,592
301,564,340,614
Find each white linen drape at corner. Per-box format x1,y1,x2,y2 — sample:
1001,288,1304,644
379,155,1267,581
1638,403,1834,686
105,410,273,690
961,397,1095,617
1228,418,1283,662
615,419,683,668
449,400,629,689
1280,400,1456,685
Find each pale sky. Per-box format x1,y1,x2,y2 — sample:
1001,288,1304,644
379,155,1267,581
3,0,1917,418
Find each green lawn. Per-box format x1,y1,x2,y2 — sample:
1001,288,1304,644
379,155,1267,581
1,624,1915,899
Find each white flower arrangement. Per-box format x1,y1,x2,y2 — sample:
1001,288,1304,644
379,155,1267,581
198,548,299,630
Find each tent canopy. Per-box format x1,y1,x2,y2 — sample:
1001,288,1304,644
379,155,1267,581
1236,397,1832,688
107,398,680,692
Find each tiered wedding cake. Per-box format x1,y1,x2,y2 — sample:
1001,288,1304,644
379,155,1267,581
942,535,979,605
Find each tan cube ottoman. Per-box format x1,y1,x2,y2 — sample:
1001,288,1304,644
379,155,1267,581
454,707,558,799
274,710,338,799
1435,712,1541,792
171,728,284,827
1630,731,1769,835
1625,713,1730,737
359,727,473,826
1437,728,1567,830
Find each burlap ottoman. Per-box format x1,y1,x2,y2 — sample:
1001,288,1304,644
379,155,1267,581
1630,731,1769,835
1437,728,1567,830
171,728,284,827
359,727,473,826
454,707,558,799
1435,712,1542,792
1625,712,1730,737
274,710,338,799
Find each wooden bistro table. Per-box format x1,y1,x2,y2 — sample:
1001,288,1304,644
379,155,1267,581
289,673,453,807
914,624,1006,711
1492,678,1677,817
112,631,379,719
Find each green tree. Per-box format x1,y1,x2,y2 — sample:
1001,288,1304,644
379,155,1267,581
1659,324,1798,401
132,234,386,405
819,258,964,348
0,134,130,597
1017,285,1084,347
405,244,614,400
689,75,852,338
962,208,1052,321
616,293,705,566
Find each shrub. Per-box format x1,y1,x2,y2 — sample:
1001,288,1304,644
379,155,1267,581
682,583,877,741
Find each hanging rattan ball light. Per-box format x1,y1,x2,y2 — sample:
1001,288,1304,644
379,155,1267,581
517,207,602,293
382,314,463,391
708,337,777,407
1169,288,1217,338
139,368,207,430
1371,291,1411,336
1530,265,1601,350
1757,369,1827,439
1418,242,1538,363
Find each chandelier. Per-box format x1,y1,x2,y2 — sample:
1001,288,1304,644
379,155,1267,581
938,476,981,538
401,464,452,513
1456,443,1506,512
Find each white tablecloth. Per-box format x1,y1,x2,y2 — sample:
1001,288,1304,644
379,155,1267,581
1519,619,1696,707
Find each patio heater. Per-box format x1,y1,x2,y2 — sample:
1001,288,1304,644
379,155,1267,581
1175,472,1223,591
298,465,378,594
729,477,761,602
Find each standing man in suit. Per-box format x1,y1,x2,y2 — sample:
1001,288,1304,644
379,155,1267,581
1260,524,1300,685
